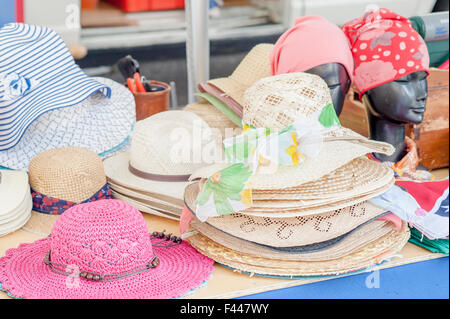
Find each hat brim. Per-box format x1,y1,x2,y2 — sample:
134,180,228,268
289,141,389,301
0,77,135,170
103,152,189,205
190,135,394,190
0,237,214,299
241,179,394,217
108,180,183,212
251,157,393,200
186,223,409,277
110,190,181,221
191,218,394,262
22,211,60,237
184,182,389,247
206,43,274,107
0,193,31,237
0,170,30,216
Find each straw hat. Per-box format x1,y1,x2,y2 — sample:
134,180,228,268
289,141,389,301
251,157,393,200
200,43,274,108
185,172,392,218
23,147,112,236
184,100,241,141
191,218,394,261
103,110,222,204
0,25,135,170
184,183,388,247
110,190,181,221
187,222,409,277
0,170,32,236
241,180,393,217
191,73,394,190
0,199,214,299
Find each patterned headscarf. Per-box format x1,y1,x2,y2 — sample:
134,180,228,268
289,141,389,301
342,8,429,95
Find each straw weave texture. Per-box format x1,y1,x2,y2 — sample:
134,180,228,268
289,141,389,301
191,218,393,262
242,72,331,130
28,147,106,202
187,222,410,277
184,101,241,140
208,44,273,106
130,111,220,176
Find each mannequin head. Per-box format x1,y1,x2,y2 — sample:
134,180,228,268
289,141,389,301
364,71,428,125
270,16,354,116
306,63,351,115
342,8,431,163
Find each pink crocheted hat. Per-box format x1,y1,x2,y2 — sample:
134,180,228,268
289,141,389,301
0,199,214,299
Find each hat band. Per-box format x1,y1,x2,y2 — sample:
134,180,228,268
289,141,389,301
31,182,113,215
44,250,160,282
43,232,183,282
128,163,191,182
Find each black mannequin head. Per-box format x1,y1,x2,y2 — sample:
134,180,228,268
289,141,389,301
362,70,429,163
305,63,351,116
364,71,428,125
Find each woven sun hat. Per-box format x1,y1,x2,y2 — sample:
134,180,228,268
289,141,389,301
22,147,113,237
187,222,409,277
190,217,395,262
184,182,389,247
0,23,135,170
241,179,394,218
0,170,32,236
185,171,392,219
184,100,241,141
252,157,393,201
0,199,214,299
198,43,273,110
103,110,222,206
110,191,181,221
191,72,394,191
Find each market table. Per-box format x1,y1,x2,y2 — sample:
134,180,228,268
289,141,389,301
0,169,448,299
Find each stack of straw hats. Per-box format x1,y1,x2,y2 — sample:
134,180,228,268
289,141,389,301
0,170,32,237
183,72,410,278
104,110,222,220
23,147,113,237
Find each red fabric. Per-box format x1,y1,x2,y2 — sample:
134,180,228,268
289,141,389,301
270,16,354,81
377,213,402,231
341,8,429,95
15,0,23,22
180,205,194,235
396,180,449,212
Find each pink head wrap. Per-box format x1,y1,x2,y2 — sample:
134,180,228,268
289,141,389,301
341,8,430,95
270,16,354,81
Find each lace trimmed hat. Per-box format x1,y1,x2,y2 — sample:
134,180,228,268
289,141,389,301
0,23,135,170
0,199,214,299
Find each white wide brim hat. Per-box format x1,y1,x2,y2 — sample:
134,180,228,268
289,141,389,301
0,170,32,236
104,151,189,204
0,77,135,170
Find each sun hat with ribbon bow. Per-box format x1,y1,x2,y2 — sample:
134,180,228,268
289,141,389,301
22,147,114,237
189,72,394,221
0,199,214,299
0,23,135,170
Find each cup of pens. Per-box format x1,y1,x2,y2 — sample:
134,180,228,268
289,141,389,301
117,55,171,121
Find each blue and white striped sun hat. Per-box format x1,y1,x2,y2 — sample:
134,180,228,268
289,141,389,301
0,23,135,170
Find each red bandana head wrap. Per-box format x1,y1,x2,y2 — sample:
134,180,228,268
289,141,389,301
341,8,430,95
